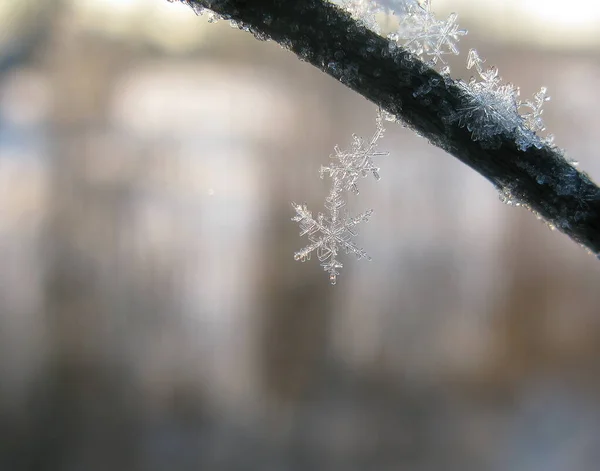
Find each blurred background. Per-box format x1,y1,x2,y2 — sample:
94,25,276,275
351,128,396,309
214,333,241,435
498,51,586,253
1,0,600,470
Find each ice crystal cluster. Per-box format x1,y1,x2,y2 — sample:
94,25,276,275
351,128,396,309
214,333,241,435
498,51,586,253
291,110,388,285
174,0,554,149
334,0,553,148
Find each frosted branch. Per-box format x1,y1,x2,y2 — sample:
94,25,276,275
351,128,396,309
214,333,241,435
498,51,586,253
175,0,600,257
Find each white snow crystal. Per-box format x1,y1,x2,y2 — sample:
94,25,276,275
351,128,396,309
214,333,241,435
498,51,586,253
519,86,550,134
319,109,388,194
449,50,552,149
388,0,467,67
450,49,522,142
292,183,373,285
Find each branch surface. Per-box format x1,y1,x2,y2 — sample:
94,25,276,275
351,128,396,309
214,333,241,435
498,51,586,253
184,0,600,256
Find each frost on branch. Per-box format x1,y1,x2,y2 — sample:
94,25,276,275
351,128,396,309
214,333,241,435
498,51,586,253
519,86,550,134
330,0,552,149
388,0,467,67
320,109,388,194
448,49,551,150
173,0,223,21
338,0,383,33
448,49,522,145
292,110,387,285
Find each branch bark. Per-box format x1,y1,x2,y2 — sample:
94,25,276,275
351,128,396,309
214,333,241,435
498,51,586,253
183,0,600,257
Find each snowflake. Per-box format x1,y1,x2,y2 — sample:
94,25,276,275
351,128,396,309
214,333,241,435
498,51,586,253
449,49,522,142
450,49,552,149
319,109,388,194
388,0,467,67
292,183,373,285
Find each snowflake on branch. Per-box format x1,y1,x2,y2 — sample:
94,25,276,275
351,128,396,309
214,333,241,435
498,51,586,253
449,49,551,149
320,109,388,194
292,110,387,284
519,86,550,134
450,49,522,142
388,0,467,67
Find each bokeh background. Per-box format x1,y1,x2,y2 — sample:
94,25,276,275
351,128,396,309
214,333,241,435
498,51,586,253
1,1,600,470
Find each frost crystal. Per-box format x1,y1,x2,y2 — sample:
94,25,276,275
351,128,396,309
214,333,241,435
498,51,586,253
377,0,420,16
292,110,387,284
292,184,373,285
340,0,383,33
450,49,522,142
449,49,552,149
320,110,388,194
388,0,467,67
519,87,550,134
331,0,420,24
174,0,205,16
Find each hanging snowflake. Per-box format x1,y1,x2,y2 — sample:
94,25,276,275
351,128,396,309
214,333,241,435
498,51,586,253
319,109,388,194
292,182,373,285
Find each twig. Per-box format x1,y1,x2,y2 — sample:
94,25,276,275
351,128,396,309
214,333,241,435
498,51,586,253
182,0,600,256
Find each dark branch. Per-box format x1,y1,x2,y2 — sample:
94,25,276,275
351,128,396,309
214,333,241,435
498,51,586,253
183,0,600,256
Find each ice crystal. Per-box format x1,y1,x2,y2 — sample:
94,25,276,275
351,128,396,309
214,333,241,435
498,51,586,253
292,110,387,284
498,184,523,207
319,109,388,194
174,0,205,16
388,0,467,67
450,49,522,142
381,109,398,122
206,11,221,23
449,49,552,150
377,0,420,16
339,0,383,33
519,87,550,134
331,0,419,22
292,183,373,285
